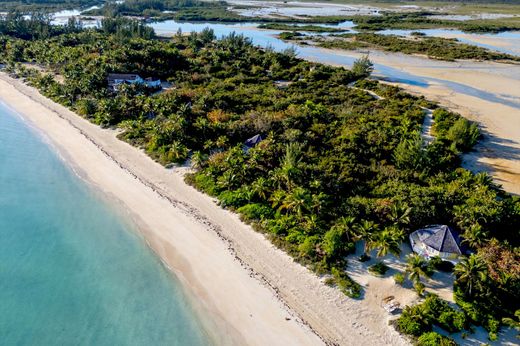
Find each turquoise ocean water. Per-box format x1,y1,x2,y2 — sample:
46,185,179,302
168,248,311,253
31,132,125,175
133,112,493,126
0,102,210,345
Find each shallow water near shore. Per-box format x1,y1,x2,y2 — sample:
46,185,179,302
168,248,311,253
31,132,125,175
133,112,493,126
0,102,210,345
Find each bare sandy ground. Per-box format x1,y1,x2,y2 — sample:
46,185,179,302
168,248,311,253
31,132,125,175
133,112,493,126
346,243,519,346
447,33,520,56
228,0,383,18
0,74,410,345
315,48,520,195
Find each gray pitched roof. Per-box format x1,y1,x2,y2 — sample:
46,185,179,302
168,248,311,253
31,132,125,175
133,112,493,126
107,73,142,81
244,134,263,148
422,225,462,255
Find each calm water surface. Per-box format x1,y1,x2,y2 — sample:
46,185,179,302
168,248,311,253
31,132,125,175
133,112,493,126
0,103,210,345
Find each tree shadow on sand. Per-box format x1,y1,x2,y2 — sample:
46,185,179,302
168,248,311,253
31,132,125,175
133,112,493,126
462,128,520,195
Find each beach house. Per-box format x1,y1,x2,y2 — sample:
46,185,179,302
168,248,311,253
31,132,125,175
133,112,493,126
409,225,463,262
107,73,162,92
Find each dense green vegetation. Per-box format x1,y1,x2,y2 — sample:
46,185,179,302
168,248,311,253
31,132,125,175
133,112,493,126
0,12,84,39
453,242,520,340
3,0,520,34
282,32,520,62
396,295,467,337
0,15,519,342
397,246,520,342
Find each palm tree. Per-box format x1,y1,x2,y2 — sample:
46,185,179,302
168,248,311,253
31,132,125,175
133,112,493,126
251,177,269,201
191,151,207,169
402,304,429,327
279,187,311,218
405,254,430,285
168,140,187,162
368,226,404,258
388,202,411,227
311,192,326,214
334,216,356,242
303,214,321,235
278,143,302,189
474,172,495,187
270,167,286,190
269,190,285,209
454,254,488,297
502,310,520,332
462,223,489,249
354,220,378,255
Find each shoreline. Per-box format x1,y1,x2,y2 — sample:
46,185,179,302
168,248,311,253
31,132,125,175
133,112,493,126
0,74,409,344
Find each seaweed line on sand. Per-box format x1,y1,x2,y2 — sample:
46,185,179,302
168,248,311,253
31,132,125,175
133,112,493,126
3,74,337,346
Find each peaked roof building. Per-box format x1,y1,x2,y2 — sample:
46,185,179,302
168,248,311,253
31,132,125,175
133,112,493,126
244,134,263,148
409,225,463,262
107,73,162,91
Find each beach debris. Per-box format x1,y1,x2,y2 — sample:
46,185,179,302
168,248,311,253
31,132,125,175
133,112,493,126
381,296,400,313
383,301,401,313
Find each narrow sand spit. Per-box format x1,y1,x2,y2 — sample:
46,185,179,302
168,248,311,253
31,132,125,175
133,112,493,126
437,32,520,56
0,73,410,345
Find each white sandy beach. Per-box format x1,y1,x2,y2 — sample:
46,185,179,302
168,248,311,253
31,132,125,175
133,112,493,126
0,73,411,345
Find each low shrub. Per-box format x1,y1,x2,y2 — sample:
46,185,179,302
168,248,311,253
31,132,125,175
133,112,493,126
189,172,219,196
417,332,457,346
432,108,480,152
438,310,467,333
324,277,335,286
394,272,405,285
298,235,320,258
218,189,248,208
414,281,426,296
237,203,273,222
368,261,390,276
396,305,431,336
279,31,305,40
447,118,480,152
331,267,362,298
396,295,468,338
485,316,500,341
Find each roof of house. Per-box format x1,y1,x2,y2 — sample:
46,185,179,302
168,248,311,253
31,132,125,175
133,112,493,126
244,134,263,148
107,73,142,81
416,225,462,255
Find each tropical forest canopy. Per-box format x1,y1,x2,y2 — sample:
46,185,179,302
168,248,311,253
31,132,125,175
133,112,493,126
0,13,519,343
